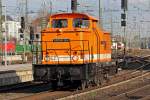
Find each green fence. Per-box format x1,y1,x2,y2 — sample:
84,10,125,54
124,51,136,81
15,45,32,53
15,45,41,54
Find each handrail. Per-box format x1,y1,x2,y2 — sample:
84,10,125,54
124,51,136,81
69,41,72,64
53,49,59,64
31,40,90,64
82,40,85,64
87,40,90,63
93,28,100,62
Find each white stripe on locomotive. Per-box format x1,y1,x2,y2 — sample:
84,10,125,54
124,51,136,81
43,54,111,62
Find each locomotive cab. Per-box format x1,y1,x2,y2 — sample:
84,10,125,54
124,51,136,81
32,13,117,89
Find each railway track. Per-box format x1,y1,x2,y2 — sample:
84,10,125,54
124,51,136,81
1,73,149,100
0,62,149,100
108,84,150,100
0,82,52,100
17,68,150,100
0,82,42,92
58,71,150,100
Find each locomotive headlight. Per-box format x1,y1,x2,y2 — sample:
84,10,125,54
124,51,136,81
72,51,79,62
59,29,63,33
72,55,79,62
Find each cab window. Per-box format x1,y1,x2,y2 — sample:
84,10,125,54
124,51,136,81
52,19,68,28
73,18,89,28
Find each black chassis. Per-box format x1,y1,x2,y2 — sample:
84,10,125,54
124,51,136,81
33,63,97,83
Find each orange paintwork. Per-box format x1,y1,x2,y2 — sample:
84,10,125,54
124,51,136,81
41,13,111,64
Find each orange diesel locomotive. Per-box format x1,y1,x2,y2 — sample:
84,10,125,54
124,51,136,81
32,13,117,89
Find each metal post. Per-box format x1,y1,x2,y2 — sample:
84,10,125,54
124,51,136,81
25,0,28,23
4,5,7,66
123,26,126,56
99,0,102,27
110,10,113,35
23,0,28,63
71,0,77,13
121,0,128,57
99,0,103,27
0,0,2,62
138,8,141,49
49,0,52,14
123,9,127,68
139,21,141,49
123,9,126,55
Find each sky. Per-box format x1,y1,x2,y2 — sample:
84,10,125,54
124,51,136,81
3,0,150,18
2,0,150,38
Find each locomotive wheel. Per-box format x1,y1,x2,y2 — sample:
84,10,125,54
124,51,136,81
94,76,99,86
81,81,86,90
99,77,104,85
94,76,103,86
109,66,118,75
104,73,110,83
79,80,87,90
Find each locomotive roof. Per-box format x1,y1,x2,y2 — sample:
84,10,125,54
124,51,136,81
50,13,98,21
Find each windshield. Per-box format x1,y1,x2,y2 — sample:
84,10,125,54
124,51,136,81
52,19,68,28
73,18,89,28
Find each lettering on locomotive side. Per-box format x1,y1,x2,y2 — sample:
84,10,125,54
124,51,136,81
53,39,70,42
